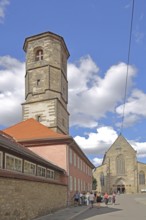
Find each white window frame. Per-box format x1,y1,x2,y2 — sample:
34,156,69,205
80,159,82,171
70,176,73,191
5,153,22,172
24,160,36,175
74,177,76,191
46,168,54,179
74,152,76,167
77,156,80,169
78,178,80,192
70,148,72,164
37,165,46,177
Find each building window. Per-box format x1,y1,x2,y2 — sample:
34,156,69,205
70,148,72,164
74,177,76,191
46,169,54,179
24,160,36,175
0,151,3,168
78,179,80,191
37,165,46,177
116,154,125,175
139,171,145,185
70,176,73,191
37,79,41,86
77,156,80,169
83,181,85,191
80,159,82,171
80,179,83,191
36,115,41,122
35,49,43,61
100,172,105,186
74,153,76,167
5,154,22,172
62,118,65,126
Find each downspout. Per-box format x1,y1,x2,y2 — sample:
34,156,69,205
66,144,70,207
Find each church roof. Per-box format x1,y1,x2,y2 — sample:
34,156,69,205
3,118,69,141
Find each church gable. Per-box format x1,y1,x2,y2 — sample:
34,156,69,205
106,135,136,156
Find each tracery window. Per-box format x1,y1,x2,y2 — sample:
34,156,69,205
100,172,104,186
139,171,145,185
35,49,43,61
116,154,125,175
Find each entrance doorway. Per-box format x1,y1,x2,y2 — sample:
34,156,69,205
117,185,125,194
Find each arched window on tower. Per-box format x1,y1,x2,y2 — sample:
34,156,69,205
116,154,125,175
139,171,145,185
36,115,41,122
35,49,43,61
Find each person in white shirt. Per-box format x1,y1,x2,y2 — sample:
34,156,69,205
85,192,90,206
88,191,95,208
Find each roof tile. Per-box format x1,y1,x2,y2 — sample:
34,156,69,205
3,118,67,141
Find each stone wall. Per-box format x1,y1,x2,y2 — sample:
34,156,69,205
0,176,67,220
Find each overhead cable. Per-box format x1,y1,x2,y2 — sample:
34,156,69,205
120,0,135,134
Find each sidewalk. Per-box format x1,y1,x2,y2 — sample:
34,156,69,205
34,194,146,220
34,205,90,220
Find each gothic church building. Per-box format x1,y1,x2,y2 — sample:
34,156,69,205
93,135,146,194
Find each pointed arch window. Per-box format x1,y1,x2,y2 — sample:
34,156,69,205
139,171,145,185
35,49,43,61
116,154,125,175
100,172,104,186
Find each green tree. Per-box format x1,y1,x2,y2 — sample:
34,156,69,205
92,177,97,190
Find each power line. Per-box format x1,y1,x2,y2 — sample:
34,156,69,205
120,0,135,134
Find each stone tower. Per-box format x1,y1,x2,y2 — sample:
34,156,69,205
22,32,70,134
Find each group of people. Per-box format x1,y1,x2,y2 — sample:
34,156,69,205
73,191,116,208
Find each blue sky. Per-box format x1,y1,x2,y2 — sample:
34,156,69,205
0,0,146,166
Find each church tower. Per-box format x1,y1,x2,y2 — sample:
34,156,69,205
22,32,70,134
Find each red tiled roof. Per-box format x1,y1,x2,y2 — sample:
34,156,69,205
3,118,67,141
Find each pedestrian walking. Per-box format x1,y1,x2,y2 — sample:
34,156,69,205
104,192,109,205
85,192,90,206
96,192,102,208
88,191,95,208
112,192,116,205
73,191,80,206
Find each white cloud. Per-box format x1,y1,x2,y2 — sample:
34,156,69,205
74,126,118,155
68,56,137,128
129,140,146,159
0,0,10,23
74,126,146,166
116,89,146,127
0,54,146,163
92,157,103,167
0,56,25,127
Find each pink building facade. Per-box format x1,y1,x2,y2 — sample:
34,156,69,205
20,139,94,204
4,119,95,205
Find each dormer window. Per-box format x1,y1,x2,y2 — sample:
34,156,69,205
35,49,43,61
